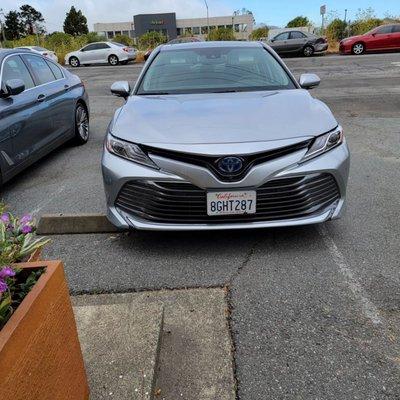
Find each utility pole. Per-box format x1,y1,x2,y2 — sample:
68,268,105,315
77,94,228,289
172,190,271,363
344,9,348,24
0,9,6,48
203,0,209,36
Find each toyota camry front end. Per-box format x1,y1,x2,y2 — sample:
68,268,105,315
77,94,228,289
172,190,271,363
102,41,350,231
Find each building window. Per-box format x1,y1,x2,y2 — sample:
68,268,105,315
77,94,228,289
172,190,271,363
185,27,192,35
234,24,240,32
115,31,121,35
122,30,129,36
201,26,208,34
226,25,233,30
192,26,200,35
218,25,225,29
107,31,114,39
242,24,248,32
177,28,183,36
129,30,135,38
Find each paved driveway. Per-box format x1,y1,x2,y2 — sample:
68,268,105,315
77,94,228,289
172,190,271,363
3,53,400,399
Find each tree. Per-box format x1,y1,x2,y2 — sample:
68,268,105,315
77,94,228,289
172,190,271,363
4,11,24,40
326,19,347,42
19,4,45,35
138,31,167,49
250,26,269,40
63,6,88,36
207,27,235,41
286,16,310,28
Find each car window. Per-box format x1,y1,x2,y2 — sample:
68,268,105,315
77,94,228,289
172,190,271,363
45,60,63,79
375,25,392,34
23,54,55,85
1,55,35,90
97,43,111,49
82,44,98,51
274,32,290,41
138,46,296,94
290,31,307,39
392,25,400,33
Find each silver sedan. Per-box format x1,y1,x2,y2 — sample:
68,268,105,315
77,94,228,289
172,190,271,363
65,42,136,67
102,41,350,231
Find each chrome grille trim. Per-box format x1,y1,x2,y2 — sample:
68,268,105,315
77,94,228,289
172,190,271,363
115,174,340,224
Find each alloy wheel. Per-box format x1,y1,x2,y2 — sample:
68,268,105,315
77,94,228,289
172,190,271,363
353,43,364,55
109,55,119,66
303,46,314,57
76,106,89,141
70,57,79,67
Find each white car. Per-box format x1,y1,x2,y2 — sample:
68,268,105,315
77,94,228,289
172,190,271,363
65,42,137,67
15,46,58,63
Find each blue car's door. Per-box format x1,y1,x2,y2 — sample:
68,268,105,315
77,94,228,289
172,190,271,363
0,54,41,180
21,53,73,149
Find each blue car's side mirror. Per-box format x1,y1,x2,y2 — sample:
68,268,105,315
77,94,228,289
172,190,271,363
4,79,25,97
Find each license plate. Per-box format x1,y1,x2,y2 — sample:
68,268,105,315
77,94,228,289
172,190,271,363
207,191,256,216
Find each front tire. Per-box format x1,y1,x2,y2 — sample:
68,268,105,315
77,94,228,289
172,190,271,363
72,104,89,145
303,45,314,57
352,42,365,55
108,55,119,66
69,56,80,67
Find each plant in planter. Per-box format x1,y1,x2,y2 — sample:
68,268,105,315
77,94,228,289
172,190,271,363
0,206,89,400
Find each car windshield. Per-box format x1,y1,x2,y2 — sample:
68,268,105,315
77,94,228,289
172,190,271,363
137,46,296,95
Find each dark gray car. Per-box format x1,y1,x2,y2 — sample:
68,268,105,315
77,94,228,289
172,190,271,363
268,30,328,57
0,49,89,185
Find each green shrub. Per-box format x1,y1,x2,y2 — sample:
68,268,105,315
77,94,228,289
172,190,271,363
113,34,133,46
326,19,347,41
349,18,383,36
250,26,269,40
207,27,235,41
138,31,167,50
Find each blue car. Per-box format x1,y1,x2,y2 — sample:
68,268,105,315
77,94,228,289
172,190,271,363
0,49,89,185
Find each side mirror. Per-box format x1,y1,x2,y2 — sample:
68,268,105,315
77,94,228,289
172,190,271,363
3,79,25,97
299,73,321,89
111,81,130,98
270,38,275,42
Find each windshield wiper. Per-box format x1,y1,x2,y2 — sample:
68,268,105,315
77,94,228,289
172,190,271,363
140,92,171,95
211,89,240,93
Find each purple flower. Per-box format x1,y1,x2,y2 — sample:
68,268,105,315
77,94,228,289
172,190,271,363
0,213,9,224
0,266,15,279
0,279,8,294
20,214,33,225
21,224,33,234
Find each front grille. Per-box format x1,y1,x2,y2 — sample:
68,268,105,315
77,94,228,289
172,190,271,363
115,174,340,224
142,140,312,182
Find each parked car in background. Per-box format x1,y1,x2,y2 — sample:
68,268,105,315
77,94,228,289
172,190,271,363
102,41,349,231
268,30,328,57
0,49,89,185
15,46,58,63
65,42,136,67
340,24,400,55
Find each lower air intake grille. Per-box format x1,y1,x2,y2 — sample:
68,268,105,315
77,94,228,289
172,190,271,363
115,173,340,224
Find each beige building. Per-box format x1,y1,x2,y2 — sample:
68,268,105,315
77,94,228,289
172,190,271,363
93,13,254,42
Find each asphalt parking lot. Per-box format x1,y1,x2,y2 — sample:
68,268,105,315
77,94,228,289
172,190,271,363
3,52,400,399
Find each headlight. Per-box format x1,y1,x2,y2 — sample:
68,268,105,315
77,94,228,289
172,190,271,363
301,127,344,162
106,134,158,169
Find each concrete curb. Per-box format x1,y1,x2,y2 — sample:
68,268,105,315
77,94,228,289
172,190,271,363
37,213,123,235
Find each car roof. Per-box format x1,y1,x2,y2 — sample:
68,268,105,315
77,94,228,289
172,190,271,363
0,48,33,61
160,40,263,51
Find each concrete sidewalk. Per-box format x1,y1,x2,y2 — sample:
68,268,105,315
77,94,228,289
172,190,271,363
72,288,235,400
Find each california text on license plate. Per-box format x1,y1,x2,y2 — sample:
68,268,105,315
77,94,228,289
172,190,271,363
207,191,257,216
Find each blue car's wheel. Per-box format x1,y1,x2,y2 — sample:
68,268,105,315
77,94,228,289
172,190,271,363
73,104,89,145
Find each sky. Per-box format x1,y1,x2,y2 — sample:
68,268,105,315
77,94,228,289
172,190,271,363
1,0,399,32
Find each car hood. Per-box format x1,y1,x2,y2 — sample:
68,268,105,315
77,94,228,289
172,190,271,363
111,89,337,153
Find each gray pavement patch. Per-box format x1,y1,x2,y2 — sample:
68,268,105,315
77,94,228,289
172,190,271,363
73,293,164,400
37,213,121,235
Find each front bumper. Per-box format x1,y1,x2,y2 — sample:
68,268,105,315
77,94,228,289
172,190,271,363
314,43,329,53
102,142,350,231
339,42,352,54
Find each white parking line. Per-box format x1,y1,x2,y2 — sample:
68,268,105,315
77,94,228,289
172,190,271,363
318,225,383,325
30,185,66,216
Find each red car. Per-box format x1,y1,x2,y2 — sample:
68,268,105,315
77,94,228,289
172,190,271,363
340,24,400,55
